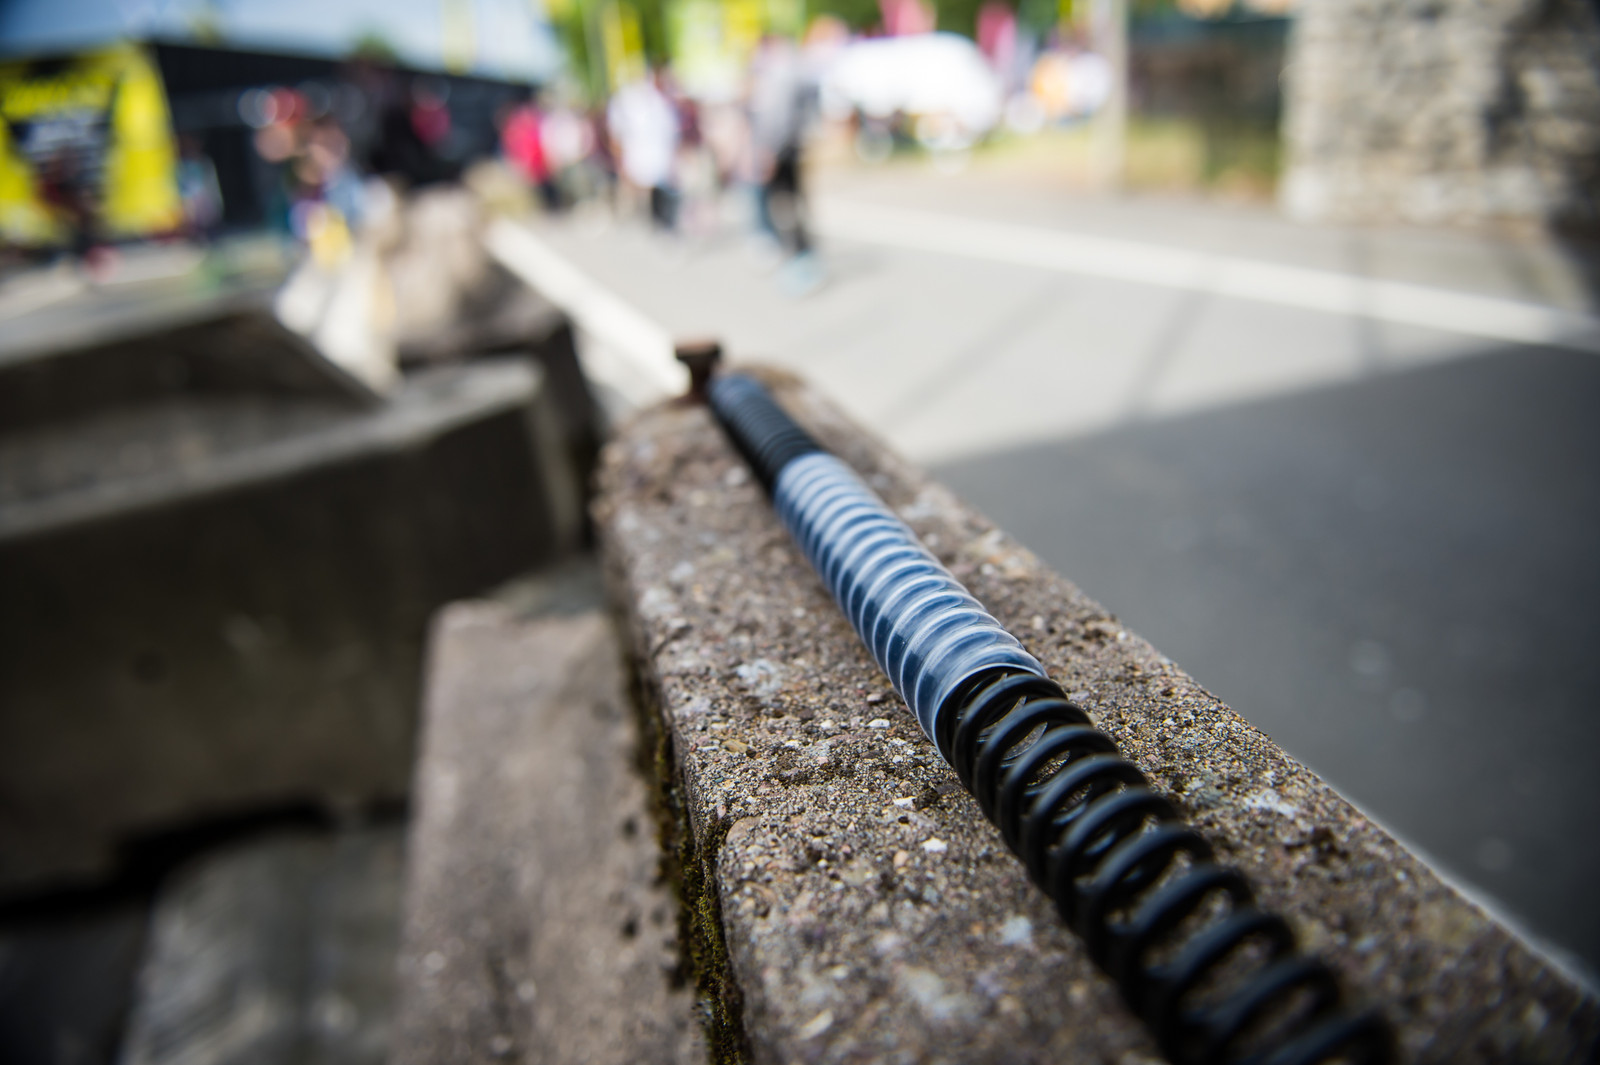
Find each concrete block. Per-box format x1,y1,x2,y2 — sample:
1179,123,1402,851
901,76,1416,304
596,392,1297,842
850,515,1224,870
394,264,603,540
594,371,1598,1063
0,298,377,435
392,580,702,1065
0,359,574,895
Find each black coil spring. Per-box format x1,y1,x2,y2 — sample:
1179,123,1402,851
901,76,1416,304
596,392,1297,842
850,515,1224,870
936,668,1392,1065
706,375,822,491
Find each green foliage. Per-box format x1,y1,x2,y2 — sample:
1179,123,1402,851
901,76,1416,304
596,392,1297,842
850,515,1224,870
802,0,998,37
550,11,598,98
350,30,402,64
939,0,987,38
635,0,672,63
807,0,884,32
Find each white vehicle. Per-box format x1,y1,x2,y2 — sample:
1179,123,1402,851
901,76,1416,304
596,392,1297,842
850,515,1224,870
820,32,1004,150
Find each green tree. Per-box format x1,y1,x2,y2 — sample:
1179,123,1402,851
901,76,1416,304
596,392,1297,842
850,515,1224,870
806,0,883,32
350,30,402,64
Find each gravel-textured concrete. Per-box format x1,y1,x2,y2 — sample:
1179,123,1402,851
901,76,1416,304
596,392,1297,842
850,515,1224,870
596,370,1599,1064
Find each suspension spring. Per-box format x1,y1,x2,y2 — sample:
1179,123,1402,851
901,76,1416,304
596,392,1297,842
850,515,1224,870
707,374,1392,1065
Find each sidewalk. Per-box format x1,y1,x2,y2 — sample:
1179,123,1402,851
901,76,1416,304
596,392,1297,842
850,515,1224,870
815,162,1600,313
529,162,1598,465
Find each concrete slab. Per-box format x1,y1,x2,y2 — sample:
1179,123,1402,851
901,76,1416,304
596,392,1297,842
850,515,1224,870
0,297,372,432
392,578,702,1065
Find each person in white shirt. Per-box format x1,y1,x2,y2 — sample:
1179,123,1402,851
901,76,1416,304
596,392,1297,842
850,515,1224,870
748,36,822,292
607,70,681,231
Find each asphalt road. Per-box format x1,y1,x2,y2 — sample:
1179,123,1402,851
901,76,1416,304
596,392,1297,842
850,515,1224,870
937,343,1600,974
532,165,1600,974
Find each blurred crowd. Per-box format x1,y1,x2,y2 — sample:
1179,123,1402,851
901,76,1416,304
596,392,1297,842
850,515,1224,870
475,12,1126,294
495,34,824,291
3,17,1150,287
4,3,1293,286
244,88,372,265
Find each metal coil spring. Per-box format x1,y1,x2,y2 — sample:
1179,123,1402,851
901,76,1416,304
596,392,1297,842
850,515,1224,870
706,374,1393,1065
939,667,1391,1065
705,374,825,491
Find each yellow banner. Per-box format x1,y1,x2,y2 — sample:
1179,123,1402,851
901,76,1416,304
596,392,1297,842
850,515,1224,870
0,43,181,247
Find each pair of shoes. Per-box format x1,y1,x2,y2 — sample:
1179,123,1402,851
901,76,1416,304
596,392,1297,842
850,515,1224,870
777,251,825,297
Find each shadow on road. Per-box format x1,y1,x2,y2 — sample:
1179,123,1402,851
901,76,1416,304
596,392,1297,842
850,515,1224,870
935,344,1600,975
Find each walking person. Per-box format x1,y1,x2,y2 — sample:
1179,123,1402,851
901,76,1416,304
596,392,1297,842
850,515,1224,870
748,35,822,293
607,69,681,233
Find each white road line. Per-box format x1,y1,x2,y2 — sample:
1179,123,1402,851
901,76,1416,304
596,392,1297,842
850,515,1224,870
485,219,686,409
816,199,1600,355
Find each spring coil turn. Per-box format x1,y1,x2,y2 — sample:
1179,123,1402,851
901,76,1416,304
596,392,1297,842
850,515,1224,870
706,375,1392,1065
775,450,1046,740
938,668,1391,1065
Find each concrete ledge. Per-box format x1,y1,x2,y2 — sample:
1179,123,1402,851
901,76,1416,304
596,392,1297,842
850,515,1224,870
0,360,547,543
0,299,375,432
595,370,1598,1063
393,583,702,1065
0,359,573,895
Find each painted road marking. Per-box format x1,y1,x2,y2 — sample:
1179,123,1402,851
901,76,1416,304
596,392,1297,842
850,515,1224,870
817,199,1600,355
486,219,686,409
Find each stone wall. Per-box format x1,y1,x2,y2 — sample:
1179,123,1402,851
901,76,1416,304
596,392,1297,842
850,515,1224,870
1281,0,1600,229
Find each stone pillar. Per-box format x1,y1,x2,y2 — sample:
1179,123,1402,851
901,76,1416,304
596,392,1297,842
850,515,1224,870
1281,0,1600,229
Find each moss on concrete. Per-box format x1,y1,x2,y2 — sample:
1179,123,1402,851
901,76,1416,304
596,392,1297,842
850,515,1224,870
619,624,751,1065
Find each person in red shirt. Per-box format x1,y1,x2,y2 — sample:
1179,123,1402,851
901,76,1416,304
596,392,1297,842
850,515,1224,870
501,98,562,211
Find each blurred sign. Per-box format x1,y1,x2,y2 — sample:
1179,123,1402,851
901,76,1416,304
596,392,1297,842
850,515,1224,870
0,43,182,248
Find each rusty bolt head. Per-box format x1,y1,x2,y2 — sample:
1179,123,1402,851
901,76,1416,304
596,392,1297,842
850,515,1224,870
675,340,723,403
